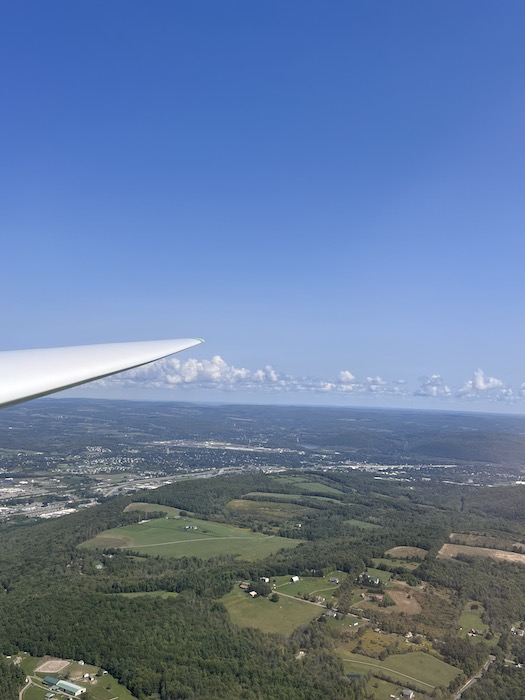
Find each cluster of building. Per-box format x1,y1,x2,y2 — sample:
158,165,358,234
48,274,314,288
43,677,86,697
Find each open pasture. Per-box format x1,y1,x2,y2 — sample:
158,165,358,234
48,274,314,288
226,498,314,520
274,571,345,597
292,481,344,496
366,567,392,583
385,546,427,560
242,491,338,504
338,651,460,692
271,475,344,496
438,543,525,565
222,586,321,635
124,502,185,517
458,601,489,637
81,516,301,560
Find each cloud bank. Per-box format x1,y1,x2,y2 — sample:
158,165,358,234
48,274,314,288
94,356,520,405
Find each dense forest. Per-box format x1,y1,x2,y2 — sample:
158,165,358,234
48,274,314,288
0,656,25,700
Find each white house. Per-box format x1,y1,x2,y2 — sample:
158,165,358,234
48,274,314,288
291,576,299,583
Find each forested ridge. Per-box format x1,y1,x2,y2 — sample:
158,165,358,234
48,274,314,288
3,472,525,699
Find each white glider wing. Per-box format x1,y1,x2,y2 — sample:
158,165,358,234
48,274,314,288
0,338,203,409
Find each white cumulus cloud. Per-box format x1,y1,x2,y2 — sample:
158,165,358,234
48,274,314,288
415,374,452,397
93,356,525,405
456,369,513,401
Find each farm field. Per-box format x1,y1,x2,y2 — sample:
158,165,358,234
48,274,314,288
290,481,344,496
338,650,460,692
273,571,345,597
80,515,301,560
271,476,345,496
222,586,321,634
385,546,427,559
225,498,314,520
449,532,525,552
438,543,525,565
124,502,185,517
242,491,339,504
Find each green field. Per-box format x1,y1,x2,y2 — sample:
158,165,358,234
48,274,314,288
458,601,489,638
242,491,339,504
124,502,185,517
272,476,344,497
273,571,344,597
226,499,315,520
293,481,344,496
366,567,392,584
339,651,460,692
81,516,301,560
222,586,321,634
325,613,364,630
19,654,43,675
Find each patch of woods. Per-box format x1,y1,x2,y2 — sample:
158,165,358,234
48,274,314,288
0,656,25,700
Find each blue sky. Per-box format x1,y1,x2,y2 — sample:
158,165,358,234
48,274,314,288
2,2,525,411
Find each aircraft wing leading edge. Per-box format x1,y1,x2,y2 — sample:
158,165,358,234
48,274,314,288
0,338,203,409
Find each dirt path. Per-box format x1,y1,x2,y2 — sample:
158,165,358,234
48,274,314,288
19,679,31,700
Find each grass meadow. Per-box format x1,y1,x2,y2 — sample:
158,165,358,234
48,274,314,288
221,586,321,635
80,515,301,560
339,650,460,692
272,571,345,598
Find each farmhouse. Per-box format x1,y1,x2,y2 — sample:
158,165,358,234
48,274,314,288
328,577,339,584
249,590,257,598
291,576,299,583
260,577,270,583
401,690,415,699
